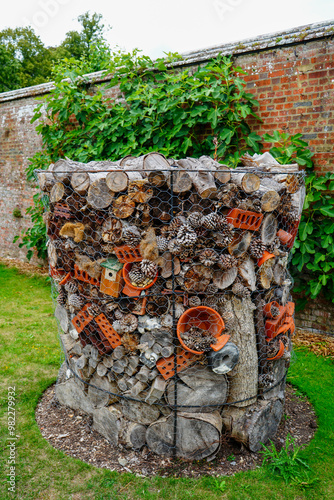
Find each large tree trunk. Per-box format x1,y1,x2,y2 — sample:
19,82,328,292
225,296,258,407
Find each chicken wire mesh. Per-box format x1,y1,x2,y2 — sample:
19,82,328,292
37,153,305,459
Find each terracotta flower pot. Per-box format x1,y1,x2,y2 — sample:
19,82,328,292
257,250,275,267
177,306,228,355
263,301,280,319
122,262,158,297
277,229,293,245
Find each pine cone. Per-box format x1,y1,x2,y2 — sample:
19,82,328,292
188,296,201,307
258,373,275,388
56,289,67,306
218,254,238,270
206,283,219,295
201,212,222,230
218,295,227,305
168,239,182,255
176,224,197,248
120,313,138,333
270,304,280,318
198,248,218,267
112,320,123,333
232,282,251,298
213,226,234,248
267,339,281,359
113,308,124,320
87,303,100,317
123,225,142,248
267,236,281,254
64,280,78,294
156,235,168,252
202,296,218,309
140,259,158,279
249,238,266,259
68,294,84,310
168,216,186,238
187,211,203,229
128,264,147,286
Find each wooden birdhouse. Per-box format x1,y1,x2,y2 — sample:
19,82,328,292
100,258,123,297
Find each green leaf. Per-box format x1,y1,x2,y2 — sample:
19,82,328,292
245,132,261,151
220,128,234,145
320,207,334,217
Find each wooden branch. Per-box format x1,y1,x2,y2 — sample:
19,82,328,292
143,152,170,187
178,158,218,198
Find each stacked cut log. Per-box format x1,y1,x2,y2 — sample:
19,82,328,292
39,151,305,458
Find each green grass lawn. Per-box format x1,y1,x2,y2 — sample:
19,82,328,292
0,263,334,500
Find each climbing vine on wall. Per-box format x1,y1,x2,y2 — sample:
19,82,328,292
263,132,334,305
18,51,334,305
22,51,262,261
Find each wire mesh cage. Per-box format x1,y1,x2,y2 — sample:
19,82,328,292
37,152,305,459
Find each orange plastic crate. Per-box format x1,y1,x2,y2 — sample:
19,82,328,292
156,350,198,380
74,264,100,287
114,245,142,263
226,208,263,231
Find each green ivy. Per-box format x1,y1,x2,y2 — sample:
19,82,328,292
19,52,334,308
263,132,334,304
21,51,262,260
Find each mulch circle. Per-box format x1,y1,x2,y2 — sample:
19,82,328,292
35,383,317,478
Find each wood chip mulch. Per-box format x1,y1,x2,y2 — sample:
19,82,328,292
0,258,48,277
293,328,334,360
35,383,316,478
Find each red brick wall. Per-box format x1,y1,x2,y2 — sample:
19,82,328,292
0,97,43,262
238,39,334,173
0,22,333,331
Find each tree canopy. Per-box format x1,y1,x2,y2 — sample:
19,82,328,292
0,11,110,91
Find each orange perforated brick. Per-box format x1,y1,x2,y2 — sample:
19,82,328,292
114,245,142,263
74,264,100,287
95,313,122,349
72,304,94,334
226,208,263,231
54,202,73,219
50,266,66,280
156,350,198,380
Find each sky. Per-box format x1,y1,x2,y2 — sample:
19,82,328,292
1,0,333,58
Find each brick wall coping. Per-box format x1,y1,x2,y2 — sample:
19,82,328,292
0,19,333,104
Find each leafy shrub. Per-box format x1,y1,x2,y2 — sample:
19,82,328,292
264,132,334,304
20,51,262,260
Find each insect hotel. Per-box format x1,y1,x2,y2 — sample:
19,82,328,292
38,151,305,459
